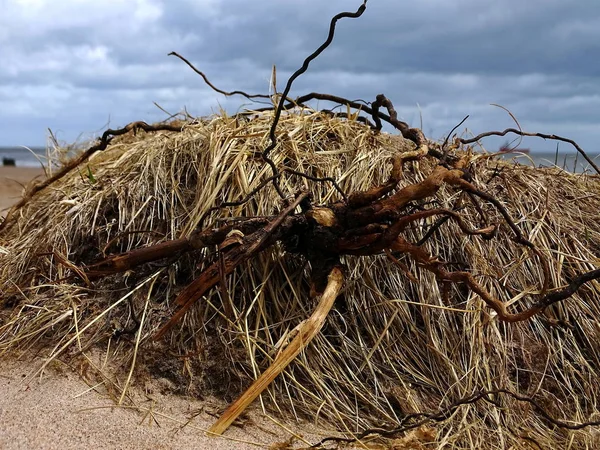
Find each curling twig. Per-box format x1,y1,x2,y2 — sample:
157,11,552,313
460,128,600,175
312,388,600,447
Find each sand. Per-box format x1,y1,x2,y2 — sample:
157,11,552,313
0,167,332,449
0,166,45,217
0,358,327,450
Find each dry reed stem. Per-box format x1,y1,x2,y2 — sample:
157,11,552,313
208,266,344,435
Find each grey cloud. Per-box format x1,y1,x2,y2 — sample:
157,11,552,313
0,0,599,153
156,0,600,77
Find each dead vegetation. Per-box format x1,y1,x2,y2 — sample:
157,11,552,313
1,2,600,448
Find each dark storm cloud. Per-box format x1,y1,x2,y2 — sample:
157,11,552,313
1,0,599,152
161,0,600,76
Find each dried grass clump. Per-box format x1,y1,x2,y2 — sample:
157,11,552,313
1,110,600,449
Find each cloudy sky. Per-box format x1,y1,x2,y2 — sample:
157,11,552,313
1,0,599,154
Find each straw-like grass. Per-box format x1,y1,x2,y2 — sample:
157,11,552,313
1,110,600,448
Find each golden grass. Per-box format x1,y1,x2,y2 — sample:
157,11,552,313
1,109,600,448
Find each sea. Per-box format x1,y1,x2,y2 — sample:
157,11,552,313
1,146,49,168
1,146,599,174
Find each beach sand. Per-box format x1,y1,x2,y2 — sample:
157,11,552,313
0,358,325,450
0,166,45,217
0,167,332,449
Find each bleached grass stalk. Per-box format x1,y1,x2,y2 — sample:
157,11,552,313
36,273,159,377
209,267,344,435
119,272,161,405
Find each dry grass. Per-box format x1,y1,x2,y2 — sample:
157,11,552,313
1,109,600,448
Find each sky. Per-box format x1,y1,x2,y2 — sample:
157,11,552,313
1,0,599,154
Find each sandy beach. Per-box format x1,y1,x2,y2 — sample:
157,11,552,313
0,358,326,450
0,166,45,217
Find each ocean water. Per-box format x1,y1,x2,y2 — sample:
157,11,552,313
1,146,599,174
0,146,47,168
496,151,600,174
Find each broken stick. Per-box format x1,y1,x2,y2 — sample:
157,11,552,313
207,266,344,435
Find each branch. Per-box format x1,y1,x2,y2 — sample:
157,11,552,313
0,122,184,232
284,168,348,203
390,237,599,323
340,208,495,255
154,192,309,340
83,217,281,278
168,51,271,100
441,115,469,162
536,267,600,309
371,94,427,147
312,388,600,447
260,1,369,198
251,92,454,163
460,128,600,175
208,266,345,435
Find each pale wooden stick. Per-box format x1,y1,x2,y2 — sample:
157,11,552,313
208,267,345,435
